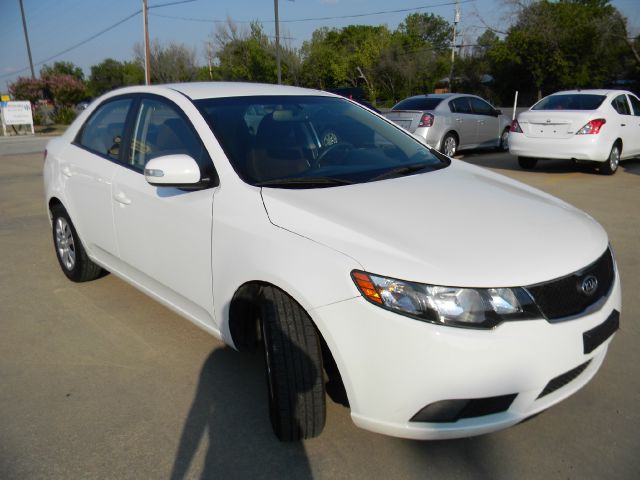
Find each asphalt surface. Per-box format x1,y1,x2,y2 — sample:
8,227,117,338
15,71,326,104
1,136,639,479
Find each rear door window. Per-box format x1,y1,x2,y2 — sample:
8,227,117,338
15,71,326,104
628,94,640,116
450,97,472,114
612,94,632,115
76,98,132,160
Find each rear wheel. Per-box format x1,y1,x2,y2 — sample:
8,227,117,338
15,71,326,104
440,133,458,157
599,144,620,175
498,128,510,151
259,286,326,441
51,205,104,282
518,157,538,170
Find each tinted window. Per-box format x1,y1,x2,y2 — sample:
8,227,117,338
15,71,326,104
532,94,606,111
196,96,447,187
392,97,443,111
469,97,495,115
129,98,206,171
628,94,640,116
77,98,132,159
611,94,631,115
450,97,472,114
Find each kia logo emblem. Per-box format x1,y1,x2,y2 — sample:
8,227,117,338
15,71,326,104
580,275,598,296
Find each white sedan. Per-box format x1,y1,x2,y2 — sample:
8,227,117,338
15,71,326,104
509,89,640,174
44,82,620,441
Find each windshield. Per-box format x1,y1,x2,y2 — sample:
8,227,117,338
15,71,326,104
392,97,443,111
195,95,447,188
532,94,606,111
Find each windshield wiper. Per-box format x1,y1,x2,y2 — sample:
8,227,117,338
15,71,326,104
369,163,432,182
256,176,354,188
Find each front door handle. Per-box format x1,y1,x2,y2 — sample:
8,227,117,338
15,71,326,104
113,191,131,205
621,123,626,127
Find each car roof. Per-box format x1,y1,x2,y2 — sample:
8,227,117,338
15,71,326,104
155,81,330,100
548,89,633,97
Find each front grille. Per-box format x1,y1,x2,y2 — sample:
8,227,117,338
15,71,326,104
526,249,614,320
537,360,592,399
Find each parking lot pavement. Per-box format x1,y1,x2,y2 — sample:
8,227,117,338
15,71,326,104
0,135,53,156
1,150,638,479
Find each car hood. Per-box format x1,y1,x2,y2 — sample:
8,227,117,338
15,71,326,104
260,161,608,287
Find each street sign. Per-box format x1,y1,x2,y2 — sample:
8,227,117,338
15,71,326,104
1,101,35,136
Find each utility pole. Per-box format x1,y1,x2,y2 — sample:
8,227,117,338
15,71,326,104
143,0,151,84
448,0,460,92
18,0,36,79
274,0,282,84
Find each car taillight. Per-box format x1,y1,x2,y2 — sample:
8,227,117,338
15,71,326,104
510,119,523,133
576,118,606,135
418,113,434,128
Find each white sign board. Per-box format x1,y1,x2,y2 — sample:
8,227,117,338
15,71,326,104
1,101,35,135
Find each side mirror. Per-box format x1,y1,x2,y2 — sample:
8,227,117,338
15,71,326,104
494,109,502,116
144,154,201,187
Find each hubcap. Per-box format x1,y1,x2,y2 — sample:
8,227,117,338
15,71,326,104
55,217,76,270
444,137,456,157
501,131,509,150
610,147,619,171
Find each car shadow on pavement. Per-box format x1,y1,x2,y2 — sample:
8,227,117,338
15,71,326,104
621,158,640,175
170,347,313,480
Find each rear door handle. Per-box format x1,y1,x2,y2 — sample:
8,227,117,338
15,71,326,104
113,191,131,205
621,123,626,127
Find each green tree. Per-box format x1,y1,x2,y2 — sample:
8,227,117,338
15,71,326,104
40,61,85,81
134,40,198,83
88,59,144,97
488,0,630,102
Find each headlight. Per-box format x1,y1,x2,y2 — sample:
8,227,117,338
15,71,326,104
351,270,542,329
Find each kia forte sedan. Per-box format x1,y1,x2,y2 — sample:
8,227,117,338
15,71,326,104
509,89,640,174
44,82,620,441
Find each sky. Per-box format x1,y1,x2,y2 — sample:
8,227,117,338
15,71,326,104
1,0,639,92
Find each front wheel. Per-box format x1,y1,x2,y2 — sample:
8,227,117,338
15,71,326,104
51,205,105,282
518,157,538,170
599,144,620,175
260,286,326,441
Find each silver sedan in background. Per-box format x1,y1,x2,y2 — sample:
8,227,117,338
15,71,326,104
384,93,512,157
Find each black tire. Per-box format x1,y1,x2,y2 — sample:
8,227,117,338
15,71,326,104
498,128,510,152
599,144,620,175
259,286,326,441
518,156,538,170
51,204,104,282
440,133,458,157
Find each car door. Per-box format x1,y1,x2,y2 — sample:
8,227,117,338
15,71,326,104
66,97,134,259
469,97,500,148
625,93,640,157
448,97,475,149
111,95,218,327
611,94,637,159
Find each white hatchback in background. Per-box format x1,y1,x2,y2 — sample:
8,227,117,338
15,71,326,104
44,82,621,442
509,89,640,174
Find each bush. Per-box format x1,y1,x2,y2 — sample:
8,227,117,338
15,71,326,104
53,106,77,125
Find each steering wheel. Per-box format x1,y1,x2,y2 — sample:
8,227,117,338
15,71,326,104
315,142,353,167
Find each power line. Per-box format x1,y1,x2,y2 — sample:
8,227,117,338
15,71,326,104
149,0,475,24
1,9,141,80
2,0,196,81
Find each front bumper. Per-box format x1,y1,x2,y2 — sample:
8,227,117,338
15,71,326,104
312,272,621,440
509,133,610,162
